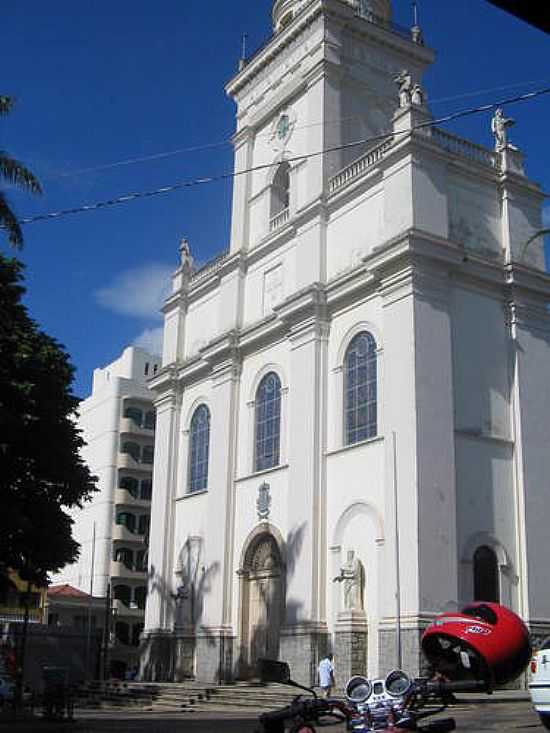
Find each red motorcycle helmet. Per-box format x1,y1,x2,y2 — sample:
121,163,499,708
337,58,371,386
421,602,532,687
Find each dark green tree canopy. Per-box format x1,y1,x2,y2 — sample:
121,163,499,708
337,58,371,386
0,95,42,248
0,256,97,584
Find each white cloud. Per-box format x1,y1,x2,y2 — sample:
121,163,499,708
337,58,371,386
133,326,164,356
95,262,173,319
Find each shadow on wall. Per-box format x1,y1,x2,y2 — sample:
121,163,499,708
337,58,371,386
139,543,220,682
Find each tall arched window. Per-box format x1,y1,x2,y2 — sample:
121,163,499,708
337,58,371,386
344,332,378,445
188,405,210,493
473,545,499,602
270,162,290,219
255,373,282,472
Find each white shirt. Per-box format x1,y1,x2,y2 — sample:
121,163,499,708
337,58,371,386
318,657,334,687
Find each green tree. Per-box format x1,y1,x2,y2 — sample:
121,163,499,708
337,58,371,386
0,95,42,248
0,256,97,585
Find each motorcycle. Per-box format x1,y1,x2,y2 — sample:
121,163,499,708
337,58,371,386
256,602,532,733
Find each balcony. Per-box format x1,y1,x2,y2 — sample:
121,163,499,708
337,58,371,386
113,599,145,619
119,417,154,438
114,488,151,509
269,207,290,233
112,524,147,544
110,561,147,580
117,453,153,472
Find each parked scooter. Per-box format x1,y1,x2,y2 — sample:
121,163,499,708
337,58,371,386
256,602,532,733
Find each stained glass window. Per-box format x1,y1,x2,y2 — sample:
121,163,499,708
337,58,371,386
344,332,377,445
255,373,281,472
188,405,210,493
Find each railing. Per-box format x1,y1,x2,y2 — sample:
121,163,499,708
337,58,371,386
270,207,290,232
431,127,499,169
328,138,393,194
191,250,230,284
355,4,414,41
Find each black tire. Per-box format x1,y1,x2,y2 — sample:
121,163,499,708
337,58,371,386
539,712,550,730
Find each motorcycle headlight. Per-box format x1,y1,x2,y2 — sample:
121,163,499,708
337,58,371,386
385,669,412,697
345,675,373,704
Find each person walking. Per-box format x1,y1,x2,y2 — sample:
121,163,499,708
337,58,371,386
318,653,335,698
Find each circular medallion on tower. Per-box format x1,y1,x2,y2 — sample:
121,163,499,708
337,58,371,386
270,108,296,152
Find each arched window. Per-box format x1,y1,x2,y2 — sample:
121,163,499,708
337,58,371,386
255,373,282,472
138,514,150,537
344,332,378,445
188,405,210,493
270,162,290,219
473,545,499,602
132,622,144,647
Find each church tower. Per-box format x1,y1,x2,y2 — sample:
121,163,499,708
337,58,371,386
143,0,550,685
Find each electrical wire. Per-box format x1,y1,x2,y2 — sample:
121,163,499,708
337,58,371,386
43,78,550,182
7,85,550,230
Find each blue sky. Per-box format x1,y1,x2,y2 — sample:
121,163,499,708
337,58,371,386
2,0,549,397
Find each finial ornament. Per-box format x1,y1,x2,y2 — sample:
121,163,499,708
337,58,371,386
491,108,515,152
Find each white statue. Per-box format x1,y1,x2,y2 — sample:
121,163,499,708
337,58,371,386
411,83,425,107
395,70,413,108
179,237,194,274
491,108,515,152
333,550,365,611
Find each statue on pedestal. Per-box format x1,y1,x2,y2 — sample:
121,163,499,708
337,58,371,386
491,108,515,152
179,237,194,277
394,70,413,108
333,550,365,612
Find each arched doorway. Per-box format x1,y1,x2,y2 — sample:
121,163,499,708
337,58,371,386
240,532,285,675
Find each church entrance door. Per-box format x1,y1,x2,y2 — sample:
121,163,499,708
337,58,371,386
240,533,284,675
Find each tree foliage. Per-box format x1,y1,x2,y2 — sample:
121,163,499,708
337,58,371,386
0,95,42,248
0,256,97,584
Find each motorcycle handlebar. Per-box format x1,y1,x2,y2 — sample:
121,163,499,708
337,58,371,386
259,698,330,725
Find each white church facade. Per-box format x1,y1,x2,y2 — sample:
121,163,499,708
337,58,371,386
141,0,550,684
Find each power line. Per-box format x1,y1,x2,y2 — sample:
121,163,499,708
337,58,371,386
8,85,550,230
43,78,550,182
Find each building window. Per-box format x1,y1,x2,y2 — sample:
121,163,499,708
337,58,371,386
188,405,210,493
113,585,131,606
142,445,154,464
114,548,134,570
116,512,136,533
120,476,139,497
255,372,281,472
473,545,500,602
132,622,144,647
121,441,140,462
144,411,156,430
140,479,152,501
115,621,130,645
344,332,378,445
136,550,148,572
270,162,290,219
138,515,150,537
124,406,143,427
134,587,147,610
